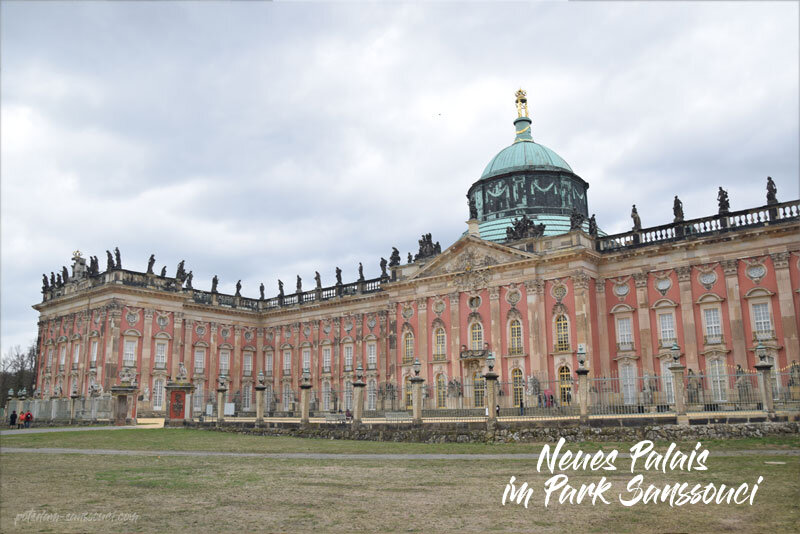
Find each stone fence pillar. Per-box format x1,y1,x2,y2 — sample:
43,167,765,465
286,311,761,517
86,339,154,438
669,362,687,424
299,383,312,424
352,380,365,425
755,360,775,418
216,386,227,426
255,384,267,426
576,367,589,423
69,393,79,424
484,370,498,423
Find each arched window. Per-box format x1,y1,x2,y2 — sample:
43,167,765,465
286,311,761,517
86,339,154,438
368,379,377,411
322,381,331,411
153,378,165,410
434,328,446,359
555,315,570,352
470,323,483,351
403,332,415,363
558,366,572,404
509,319,523,355
473,372,485,408
512,368,524,407
436,374,447,408
405,376,413,408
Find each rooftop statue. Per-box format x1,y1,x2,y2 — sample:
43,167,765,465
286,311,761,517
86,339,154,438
569,207,585,231
358,262,365,281
56,273,62,286
259,282,265,300
631,204,642,231
296,275,302,293
766,176,778,205
515,88,528,118
588,214,598,237
50,272,56,287
407,252,412,264
718,187,730,214
673,196,684,223
62,266,69,283
380,257,388,278
185,271,193,289
114,247,121,269
314,271,322,289
160,266,167,277
147,254,155,274
235,280,242,297
278,279,284,297
42,274,49,292
211,275,219,294
335,267,342,285
106,250,114,271
505,214,545,241
176,260,186,281
468,194,478,220
389,247,401,267
414,233,440,261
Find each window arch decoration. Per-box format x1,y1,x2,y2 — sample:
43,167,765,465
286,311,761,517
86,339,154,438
695,293,725,305
122,329,141,337
153,331,172,340
218,343,233,350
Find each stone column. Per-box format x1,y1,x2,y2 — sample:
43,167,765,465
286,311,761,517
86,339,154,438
140,309,154,412
484,369,498,423
488,287,503,380
69,392,79,424
633,272,655,375
255,384,267,426
299,382,312,424
106,309,122,390
576,367,589,423
720,260,748,368
352,379,365,425
669,362,687,424
232,326,242,394
216,385,227,426
534,281,548,375
676,266,699,371
771,252,799,365
183,319,193,374
410,375,424,424
172,313,184,381
448,292,461,371
416,299,428,380
572,272,594,369
594,279,611,376
755,359,775,418
209,323,219,394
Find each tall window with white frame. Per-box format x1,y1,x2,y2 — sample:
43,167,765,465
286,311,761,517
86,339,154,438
194,348,205,373
616,317,633,351
282,383,291,411
242,383,252,411
265,352,273,375
155,342,167,369
123,339,136,367
661,359,674,404
243,352,253,376
90,340,98,367
658,312,676,347
322,347,331,372
703,308,722,344
368,378,377,411
345,381,353,411
707,359,727,402
283,350,292,374
509,319,523,355
367,342,377,369
473,372,485,408
59,346,66,369
436,374,447,408
434,328,446,359
219,350,230,376
72,345,80,368
153,378,164,410
470,322,483,351
620,363,637,405
751,302,773,340
403,332,414,364
302,348,310,373
322,381,331,411
344,345,353,371
47,348,53,369
193,382,203,412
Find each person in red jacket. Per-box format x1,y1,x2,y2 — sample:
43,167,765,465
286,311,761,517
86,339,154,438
24,411,33,428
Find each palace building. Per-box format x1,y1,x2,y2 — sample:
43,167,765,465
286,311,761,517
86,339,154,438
31,91,800,421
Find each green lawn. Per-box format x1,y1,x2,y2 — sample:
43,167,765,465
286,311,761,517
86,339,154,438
2,427,799,454
1,429,798,533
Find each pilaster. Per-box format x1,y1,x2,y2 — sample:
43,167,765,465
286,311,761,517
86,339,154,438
721,260,748,368
771,252,799,365
594,279,611,376
488,286,502,380
676,266,699,371
633,272,654,375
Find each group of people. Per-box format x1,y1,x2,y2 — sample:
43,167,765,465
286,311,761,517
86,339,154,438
8,410,33,429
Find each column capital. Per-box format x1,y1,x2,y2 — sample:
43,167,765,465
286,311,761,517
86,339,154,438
770,251,790,269
488,286,501,300
721,259,739,276
632,272,649,289
675,265,693,282
595,278,606,293
448,292,460,304
571,271,591,290
144,308,155,319
524,279,544,295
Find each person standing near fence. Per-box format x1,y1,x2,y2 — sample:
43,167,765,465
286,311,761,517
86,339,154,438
24,411,32,428
9,410,17,428
519,398,524,416
495,404,500,417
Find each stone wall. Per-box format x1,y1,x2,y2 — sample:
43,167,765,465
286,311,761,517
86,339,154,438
185,417,799,444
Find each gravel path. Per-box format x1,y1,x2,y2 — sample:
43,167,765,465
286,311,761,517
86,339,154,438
1,446,797,460
0,425,141,436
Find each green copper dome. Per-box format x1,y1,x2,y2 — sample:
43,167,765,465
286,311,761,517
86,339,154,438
480,116,572,179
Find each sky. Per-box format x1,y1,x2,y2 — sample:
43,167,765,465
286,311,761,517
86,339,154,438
1,1,798,356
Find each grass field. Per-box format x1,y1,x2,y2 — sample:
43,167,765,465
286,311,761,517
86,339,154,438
1,429,798,533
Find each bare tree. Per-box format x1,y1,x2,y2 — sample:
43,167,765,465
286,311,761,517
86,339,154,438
0,342,38,406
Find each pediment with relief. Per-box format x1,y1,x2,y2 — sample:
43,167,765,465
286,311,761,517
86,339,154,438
410,236,535,285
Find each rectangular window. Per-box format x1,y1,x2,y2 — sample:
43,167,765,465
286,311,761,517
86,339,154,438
620,364,637,405
193,382,203,411
345,381,353,410
616,317,633,347
123,340,136,366
59,346,66,365
153,379,164,410
90,341,98,364
703,308,722,343
219,350,230,375
367,343,377,368
73,345,80,364
155,342,167,368
283,350,291,373
242,384,252,410
243,352,253,375
344,345,353,370
708,360,727,402
302,349,310,372
194,348,205,372
265,352,273,374
661,359,675,404
658,313,676,345
322,347,331,371
47,348,54,366
752,303,773,338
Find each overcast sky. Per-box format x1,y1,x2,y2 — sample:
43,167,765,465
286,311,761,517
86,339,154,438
2,2,798,356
